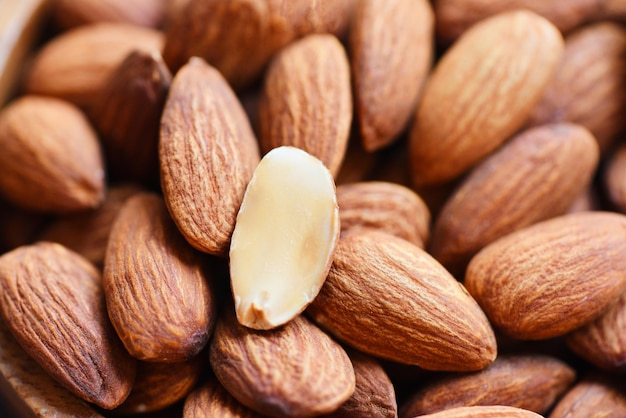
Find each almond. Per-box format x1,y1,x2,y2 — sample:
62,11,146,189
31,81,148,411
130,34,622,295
350,0,433,151
229,146,339,330
258,34,352,177
183,377,265,418
566,291,626,371
0,95,105,213
419,405,542,418
49,0,166,30
604,143,626,213
465,212,626,340
430,123,599,277
549,375,626,418
25,22,164,111
527,22,626,153
400,355,575,417
210,307,355,418
307,231,497,371
160,57,260,256
336,181,430,248
103,192,217,362
409,10,563,186
0,242,136,409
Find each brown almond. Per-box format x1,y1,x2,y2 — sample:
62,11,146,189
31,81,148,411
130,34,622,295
419,405,542,418
307,231,497,371
162,0,355,90
160,57,260,256
566,291,626,371
183,377,266,418
0,95,105,213
104,193,217,362
0,242,136,409
527,22,626,153
337,181,430,248
400,355,575,417
350,0,433,151
465,212,626,340
25,22,164,111
605,143,626,213
50,0,166,30
210,308,355,418
258,34,352,177
92,50,171,186
549,375,626,418
430,123,599,277
409,10,564,186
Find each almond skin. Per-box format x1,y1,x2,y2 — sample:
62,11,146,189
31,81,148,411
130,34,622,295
50,0,166,29
307,231,497,371
258,34,352,177
400,355,575,417
0,242,136,409
336,181,430,248
430,123,599,277
350,0,433,151
527,22,626,153
159,57,260,256
409,10,564,186
420,405,542,418
465,212,626,340
210,307,355,418
549,375,626,418
183,377,266,418
604,143,626,213
25,22,164,111
0,95,105,213
103,193,217,362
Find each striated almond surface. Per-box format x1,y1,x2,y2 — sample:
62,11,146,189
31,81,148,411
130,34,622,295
50,0,166,29
183,377,267,418
409,10,563,186
210,308,355,418
420,405,542,418
430,123,599,277
466,212,626,340
0,242,136,409
549,375,626,418
350,0,433,151
0,95,105,213
258,34,351,177
307,231,497,371
160,57,260,256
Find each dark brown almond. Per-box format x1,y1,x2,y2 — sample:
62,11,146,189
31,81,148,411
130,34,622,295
307,231,497,371
0,242,136,409
104,193,217,362
465,212,626,340
258,34,352,177
430,123,599,277
183,377,267,418
350,0,433,151
0,95,105,213
549,375,626,418
159,57,260,256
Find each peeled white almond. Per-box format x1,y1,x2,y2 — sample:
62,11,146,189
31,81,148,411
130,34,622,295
229,146,340,330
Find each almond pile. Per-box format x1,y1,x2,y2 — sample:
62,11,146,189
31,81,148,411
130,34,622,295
1,0,626,417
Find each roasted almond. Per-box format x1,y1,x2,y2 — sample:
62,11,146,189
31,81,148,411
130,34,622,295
409,10,564,186
549,375,626,418
160,57,260,256
258,34,352,177
210,307,355,418
49,0,166,30
465,212,626,340
430,123,599,277
419,405,542,418
350,0,433,151
307,231,497,371
183,376,265,418
0,95,105,213
0,242,136,409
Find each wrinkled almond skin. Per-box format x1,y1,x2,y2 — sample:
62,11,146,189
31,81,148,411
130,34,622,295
400,355,575,417
307,231,497,371
258,34,351,177
350,0,433,151
0,242,136,409
25,23,164,111
337,181,430,248
160,58,260,256
409,10,564,186
183,377,266,418
50,0,166,29
0,95,105,213
434,0,599,45
210,308,355,418
466,212,626,340
430,123,599,277
566,291,626,371
163,0,355,90
421,405,542,418
92,50,172,186
527,22,626,153
549,375,626,418
104,193,217,362
605,143,626,213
